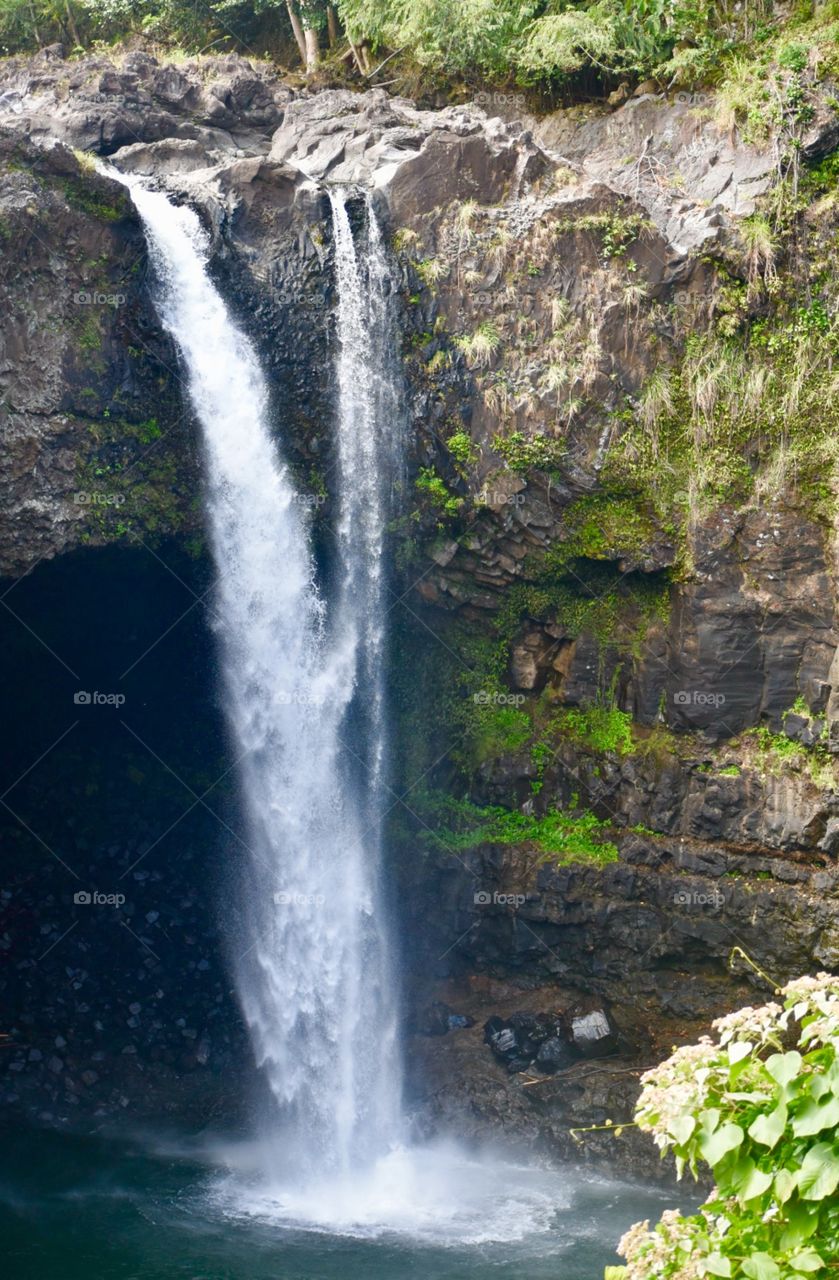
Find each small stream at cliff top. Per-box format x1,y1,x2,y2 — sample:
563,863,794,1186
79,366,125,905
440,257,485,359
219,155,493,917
87,171,684,1267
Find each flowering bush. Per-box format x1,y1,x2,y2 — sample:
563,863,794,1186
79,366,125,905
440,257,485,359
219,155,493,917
608,974,839,1280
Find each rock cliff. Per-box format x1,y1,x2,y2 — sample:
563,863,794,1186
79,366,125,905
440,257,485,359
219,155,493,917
2,47,839,1176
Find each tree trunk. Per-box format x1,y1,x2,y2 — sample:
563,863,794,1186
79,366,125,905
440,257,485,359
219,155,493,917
327,4,339,48
28,2,42,45
304,24,320,74
63,0,81,48
285,1,307,66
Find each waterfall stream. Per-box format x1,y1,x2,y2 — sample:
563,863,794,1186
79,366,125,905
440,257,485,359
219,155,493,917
120,177,403,1185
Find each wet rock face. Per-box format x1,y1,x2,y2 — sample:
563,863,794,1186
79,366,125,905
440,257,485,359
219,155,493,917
0,135,199,577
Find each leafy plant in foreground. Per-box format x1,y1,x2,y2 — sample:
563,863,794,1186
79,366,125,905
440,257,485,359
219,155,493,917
609,973,839,1280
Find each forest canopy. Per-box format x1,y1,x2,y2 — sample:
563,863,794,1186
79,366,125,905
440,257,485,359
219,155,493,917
0,0,797,92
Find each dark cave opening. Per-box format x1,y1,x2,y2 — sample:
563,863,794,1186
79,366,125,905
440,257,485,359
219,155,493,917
0,542,254,1123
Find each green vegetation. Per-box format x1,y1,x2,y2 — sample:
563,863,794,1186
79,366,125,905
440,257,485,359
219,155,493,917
418,791,619,865
552,705,634,755
610,973,839,1280
553,210,650,261
746,725,836,790
455,321,501,370
446,429,477,466
414,466,463,518
61,175,125,223
492,430,565,473
338,0,784,90
3,0,839,115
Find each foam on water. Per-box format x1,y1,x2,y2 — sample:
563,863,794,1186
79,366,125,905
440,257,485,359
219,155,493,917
210,1140,576,1246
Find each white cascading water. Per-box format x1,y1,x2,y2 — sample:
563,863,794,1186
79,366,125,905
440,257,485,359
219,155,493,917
116,173,628,1247
119,176,403,1187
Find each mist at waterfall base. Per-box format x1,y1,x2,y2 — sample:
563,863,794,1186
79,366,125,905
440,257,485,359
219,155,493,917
84,172,684,1270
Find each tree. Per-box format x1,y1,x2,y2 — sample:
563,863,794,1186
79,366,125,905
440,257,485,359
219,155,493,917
286,0,325,71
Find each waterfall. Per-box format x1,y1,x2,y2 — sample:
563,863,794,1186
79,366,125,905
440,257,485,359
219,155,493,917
119,177,403,1184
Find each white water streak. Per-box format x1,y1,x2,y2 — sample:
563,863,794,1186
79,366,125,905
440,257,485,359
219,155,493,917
122,177,402,1183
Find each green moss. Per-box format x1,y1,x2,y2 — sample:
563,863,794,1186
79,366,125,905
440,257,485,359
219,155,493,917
447,429,477,465
472,705,532,763
493,430,565,473
77,316,103,351
417,792,619,866
61,175,125,223
415,467,464,518
551,705,634,756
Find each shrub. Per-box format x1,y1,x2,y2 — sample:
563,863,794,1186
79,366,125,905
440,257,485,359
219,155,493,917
610,973,839,1280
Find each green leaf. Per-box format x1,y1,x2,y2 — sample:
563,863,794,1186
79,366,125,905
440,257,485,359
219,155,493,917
704,1254,732,1277
749,1103,787,1149
698,1122,744,1168
788,1250,824,1274
604,1269,627,1280
780,1202,819,1250
669,1114,696,1145
792,1094,839,1136
765,1051,802,1087
699,1108,721,1134
797,1141,839,1201
728,1155,773,1202
742,1254,780,1280
774,1168,796,1204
